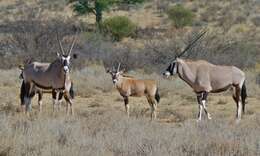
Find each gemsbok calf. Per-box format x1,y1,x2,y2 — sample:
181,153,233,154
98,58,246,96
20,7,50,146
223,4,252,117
163,30,247,122
107,64,160,120
20,33,77,115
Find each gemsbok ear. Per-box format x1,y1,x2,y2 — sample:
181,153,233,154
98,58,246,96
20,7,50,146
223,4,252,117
73,53,78,59
56,52,60,57
106,69,111,73
119,69,125,74
18,64,24,70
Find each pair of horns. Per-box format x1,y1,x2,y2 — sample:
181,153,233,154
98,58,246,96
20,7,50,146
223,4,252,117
176,29,207,58
117,63,121,72
111,63,121,72
56,31,77,56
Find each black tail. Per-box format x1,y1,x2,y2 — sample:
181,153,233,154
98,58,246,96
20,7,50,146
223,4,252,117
69,82,75,99
241,81,247,114
20,81,35,111
155,88,160,103
20,81,26,106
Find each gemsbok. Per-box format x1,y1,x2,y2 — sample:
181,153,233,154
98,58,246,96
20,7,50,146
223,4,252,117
20,33,77,115
107,64,160,120
19,67,74,113
163,30,247,122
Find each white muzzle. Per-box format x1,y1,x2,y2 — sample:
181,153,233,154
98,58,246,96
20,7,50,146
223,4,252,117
64,66,69,73
163,71,170,78
113,79,117,84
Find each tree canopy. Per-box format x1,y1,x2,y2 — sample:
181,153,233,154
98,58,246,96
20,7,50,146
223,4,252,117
69,0,145,24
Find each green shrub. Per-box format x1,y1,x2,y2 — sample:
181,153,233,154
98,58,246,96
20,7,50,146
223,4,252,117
102,16,137,41
167,4,194,28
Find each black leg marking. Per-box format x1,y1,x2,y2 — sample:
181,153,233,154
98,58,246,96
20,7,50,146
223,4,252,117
20,81,26,106
123,96,129,117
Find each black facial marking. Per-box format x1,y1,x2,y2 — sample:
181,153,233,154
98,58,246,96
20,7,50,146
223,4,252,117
166,62,176,75
60,55,71,69
166,64,171,73
171,62,175,74
112,73,117,81
63,59,68,66
110,72,120,84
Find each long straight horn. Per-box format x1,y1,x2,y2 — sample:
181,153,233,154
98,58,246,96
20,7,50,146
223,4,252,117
56,32,65,55
117,63,121,72
177,29,207,58
67,36,77,56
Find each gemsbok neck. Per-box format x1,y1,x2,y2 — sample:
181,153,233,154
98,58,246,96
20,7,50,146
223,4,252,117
177,59,196,88
122,75,134,79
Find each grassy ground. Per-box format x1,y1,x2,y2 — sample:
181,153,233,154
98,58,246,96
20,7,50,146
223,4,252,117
0,66,260,156
0,0,260,155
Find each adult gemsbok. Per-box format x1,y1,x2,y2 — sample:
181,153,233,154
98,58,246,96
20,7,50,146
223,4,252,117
21,33,77,115
107,64,160,120
19,65,74,112
163,30,247,122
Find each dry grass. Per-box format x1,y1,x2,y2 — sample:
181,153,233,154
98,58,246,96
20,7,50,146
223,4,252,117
1,110,260,156
0,66,260,155
0,0,259,154
72,65,113,98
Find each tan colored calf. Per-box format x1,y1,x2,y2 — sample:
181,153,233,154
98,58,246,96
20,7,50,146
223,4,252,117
107,68,160,120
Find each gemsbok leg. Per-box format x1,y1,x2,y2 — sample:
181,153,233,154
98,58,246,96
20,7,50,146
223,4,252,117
123,96,130,117
197,93,203,121
24,82,35,115
20,81,26,112
197,92,211,121
146,96,157,120
151,98,158,120
64,92,74,115
38,91,43,112
57,98,63,111
52,90,64,112
52,90,60,113
234,85,242,121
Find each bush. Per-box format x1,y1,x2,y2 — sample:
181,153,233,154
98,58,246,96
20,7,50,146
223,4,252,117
251,16,260,27
102,16,137,41
167,4,194,28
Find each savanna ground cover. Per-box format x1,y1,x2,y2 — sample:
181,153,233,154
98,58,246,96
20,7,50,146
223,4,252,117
0,67,260,156
0,0,260,155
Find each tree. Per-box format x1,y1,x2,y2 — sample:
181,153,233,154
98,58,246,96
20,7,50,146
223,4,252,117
102,16,137,41
167,4,194,28
68,0,145,25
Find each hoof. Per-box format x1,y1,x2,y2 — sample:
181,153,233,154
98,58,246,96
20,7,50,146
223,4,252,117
235,119,241,124
196,119,202,122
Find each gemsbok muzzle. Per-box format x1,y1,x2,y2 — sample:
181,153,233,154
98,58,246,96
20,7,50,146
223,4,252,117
163,61,177,78
61,56,71,73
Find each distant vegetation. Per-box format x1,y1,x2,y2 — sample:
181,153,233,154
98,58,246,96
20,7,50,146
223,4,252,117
0,0,259,70
68,0,145,24
102,16,137,41
167,4,194,28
